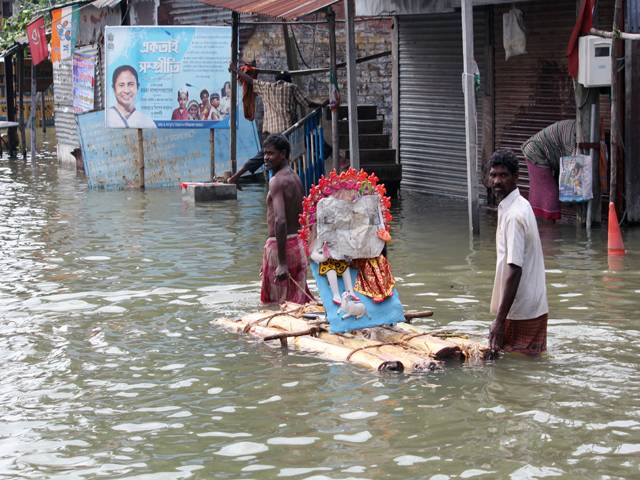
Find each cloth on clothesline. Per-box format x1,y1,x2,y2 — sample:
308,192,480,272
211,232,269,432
252,79,309,134
240,65,258,121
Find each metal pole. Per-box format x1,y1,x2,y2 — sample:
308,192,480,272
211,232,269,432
41,89,47,133
587,102,598,231
4,55,18,155
461,0,480,235
327,8,339,172
30,62,37,161
137,128,145,189
344,0,360,169
17,48,26,159
230,11,239,174
210,128,216,180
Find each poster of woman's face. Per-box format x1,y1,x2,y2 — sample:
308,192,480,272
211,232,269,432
105,25,232,129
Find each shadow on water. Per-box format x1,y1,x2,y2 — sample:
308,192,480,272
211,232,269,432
0,136,638,478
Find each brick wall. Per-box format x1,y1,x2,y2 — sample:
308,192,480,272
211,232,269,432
241,17,393,133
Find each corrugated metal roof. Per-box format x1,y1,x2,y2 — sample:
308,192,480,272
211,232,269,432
90,0,121,8
197,0,339,19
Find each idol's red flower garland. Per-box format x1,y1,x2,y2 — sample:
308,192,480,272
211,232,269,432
298,168,393,256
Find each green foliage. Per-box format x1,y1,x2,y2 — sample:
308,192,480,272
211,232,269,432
0,1,51,53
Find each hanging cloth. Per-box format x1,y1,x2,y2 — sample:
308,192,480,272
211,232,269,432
240,65,258,120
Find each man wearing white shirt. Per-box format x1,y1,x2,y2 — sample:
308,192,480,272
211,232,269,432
488,150,549,355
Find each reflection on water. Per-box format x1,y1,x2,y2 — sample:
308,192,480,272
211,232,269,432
0,138,639,478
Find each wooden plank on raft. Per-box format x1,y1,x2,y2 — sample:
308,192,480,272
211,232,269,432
212,303,491,373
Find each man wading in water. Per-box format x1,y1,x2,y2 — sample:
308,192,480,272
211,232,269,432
488,150,549,355
260,134,313,304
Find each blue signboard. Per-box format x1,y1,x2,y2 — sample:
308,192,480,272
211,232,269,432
78,108,260,189
104,26,232,129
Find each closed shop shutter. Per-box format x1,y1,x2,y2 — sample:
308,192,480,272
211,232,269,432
398,10,487,199
493,0,577,192
52,56,77,164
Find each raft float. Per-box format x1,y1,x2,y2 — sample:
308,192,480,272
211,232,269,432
214,302,492,373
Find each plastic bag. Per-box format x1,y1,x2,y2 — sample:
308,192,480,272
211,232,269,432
503,7,527,60
559,154,593,202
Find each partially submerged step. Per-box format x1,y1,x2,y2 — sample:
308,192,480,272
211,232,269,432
180,182,237,202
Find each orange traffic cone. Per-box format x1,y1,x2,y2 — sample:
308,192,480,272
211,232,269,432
607,202,625,256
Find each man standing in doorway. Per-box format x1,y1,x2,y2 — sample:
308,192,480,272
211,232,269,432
227,65,321,185
488,150,549,355
260,134,313,305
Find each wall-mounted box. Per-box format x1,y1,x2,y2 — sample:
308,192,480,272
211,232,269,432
578,35,612,87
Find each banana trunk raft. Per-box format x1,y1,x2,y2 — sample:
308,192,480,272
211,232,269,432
213,303,492,373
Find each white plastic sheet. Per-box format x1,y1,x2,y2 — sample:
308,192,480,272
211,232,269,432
503,7,527,61
314,195,385,260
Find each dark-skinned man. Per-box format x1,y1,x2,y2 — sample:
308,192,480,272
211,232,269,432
488,150,549,355
259,134,313,305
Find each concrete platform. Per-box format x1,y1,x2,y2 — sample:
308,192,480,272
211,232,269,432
180,182,237,202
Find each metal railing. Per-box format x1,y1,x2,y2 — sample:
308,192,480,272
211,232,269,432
282,106,325,194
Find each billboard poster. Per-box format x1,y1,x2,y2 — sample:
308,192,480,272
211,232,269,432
51,6,79,65
73,52,96,113
104,26,232,129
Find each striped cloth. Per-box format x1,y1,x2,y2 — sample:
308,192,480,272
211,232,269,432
260,234,312,305
521,120,576,174
253,80,309,134
502,313,548,355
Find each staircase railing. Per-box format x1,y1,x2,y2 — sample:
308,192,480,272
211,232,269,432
282,106,325,194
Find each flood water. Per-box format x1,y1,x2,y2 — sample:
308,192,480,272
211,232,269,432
1,137,639,479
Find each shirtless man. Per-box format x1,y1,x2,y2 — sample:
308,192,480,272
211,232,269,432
260,134,313,304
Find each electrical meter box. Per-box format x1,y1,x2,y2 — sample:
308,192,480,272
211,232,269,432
578,35,612,87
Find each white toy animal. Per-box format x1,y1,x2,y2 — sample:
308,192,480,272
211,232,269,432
337,291,367,320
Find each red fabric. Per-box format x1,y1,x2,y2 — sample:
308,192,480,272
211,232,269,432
567,0,595,79
27,17,48,66
240,65,258,120
526,160,561,220
503,313,548,355
261,235,313,305
171,108,189,120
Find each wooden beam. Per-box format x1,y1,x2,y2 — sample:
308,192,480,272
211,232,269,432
625,19,640,220
461,0,480,235
590,27,640,40
609,0,623,207
230,11,239,174
4,55,18,155
391,16,399,161
30,62,36,161
17,48,26,159
137,129,145,189
253,51,392,76
41,89,46,133
210,129,216,180
344,0,360,170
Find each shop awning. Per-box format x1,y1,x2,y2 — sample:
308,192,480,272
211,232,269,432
197,0,340,19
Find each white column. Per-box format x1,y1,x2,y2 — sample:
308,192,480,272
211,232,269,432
461,0,480,235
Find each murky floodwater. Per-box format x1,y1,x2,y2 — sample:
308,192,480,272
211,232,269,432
1,136,639,479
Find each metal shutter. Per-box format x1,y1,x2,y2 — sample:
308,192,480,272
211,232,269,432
398,10,486,198
493,0,577,193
